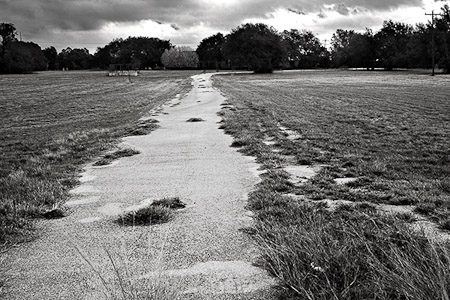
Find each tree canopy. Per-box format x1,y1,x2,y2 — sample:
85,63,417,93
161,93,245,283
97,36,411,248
223,23,286,73
93,37,172,70
161,46,199,69
282,29,328,69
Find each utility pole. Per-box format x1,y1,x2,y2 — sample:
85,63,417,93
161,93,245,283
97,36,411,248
425,10,444,76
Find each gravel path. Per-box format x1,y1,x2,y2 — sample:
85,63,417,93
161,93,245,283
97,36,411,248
3,73,276,299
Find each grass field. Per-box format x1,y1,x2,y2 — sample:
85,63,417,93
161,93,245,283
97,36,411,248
0,70,198,246
214,70,450,299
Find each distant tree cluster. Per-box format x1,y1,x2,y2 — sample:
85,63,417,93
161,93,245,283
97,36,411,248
161,46,199,69
94,37,172,70
330,7,450,73
1,4,450,74
196,5,450,73
0,23,47,73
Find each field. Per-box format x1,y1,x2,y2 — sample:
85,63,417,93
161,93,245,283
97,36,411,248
2,69,450,299
214,70,450,299
0,70,198,246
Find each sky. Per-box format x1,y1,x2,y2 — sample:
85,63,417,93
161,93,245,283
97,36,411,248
0,0,449,53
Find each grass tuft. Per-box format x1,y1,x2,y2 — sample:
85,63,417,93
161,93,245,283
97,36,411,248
125,119,160,136
118,197,186,226
94,148,140,166
186,118,204,122
151,197,186,209
119,205,173,226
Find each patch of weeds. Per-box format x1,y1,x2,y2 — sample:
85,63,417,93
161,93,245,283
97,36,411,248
94,148,140,166
238,227,257,235
355,201,378,213
119,206,173,226
253,200,450,300
76,246,183,300
118,197,186,226
186,118,204,122
230,137,252,148
414,202,437,216
41,204,66,219
395,212,418,223
125,119,160,136
259,170,294,193
151,197,186,209
440,219,450,231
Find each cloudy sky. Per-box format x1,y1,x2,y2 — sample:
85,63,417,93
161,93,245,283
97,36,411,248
0,0,448,53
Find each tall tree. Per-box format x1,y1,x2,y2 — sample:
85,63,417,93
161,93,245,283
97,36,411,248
196,33,225,69
347,29,376,69
435,5,450,73
43,46,58,70
161,46,199,69
331,29,355,67
0,23,17,55
223,23,286,73
1,41,47,74
93,37,171,70
281,29,327,69
374,20,413,70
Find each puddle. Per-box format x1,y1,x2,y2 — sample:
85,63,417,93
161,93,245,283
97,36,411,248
97,203,123,216
66,196,100,207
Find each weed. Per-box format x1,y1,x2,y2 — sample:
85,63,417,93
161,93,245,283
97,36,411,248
118,197,185,226
125,119,160,136
75,242,183,299
151,197,186,209
118,206,173,226
94,148,140,166
395,212,418,223
186,118,204,122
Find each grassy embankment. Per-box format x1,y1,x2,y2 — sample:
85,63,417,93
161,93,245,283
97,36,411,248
214,70,450,299
0,70,198,247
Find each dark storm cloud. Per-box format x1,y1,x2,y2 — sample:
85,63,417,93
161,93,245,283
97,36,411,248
0,0,424,39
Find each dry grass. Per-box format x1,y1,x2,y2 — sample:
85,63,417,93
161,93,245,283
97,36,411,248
0,70,198,247
94,148,141,166
213,70,450,299
118,206,174,226
118,197,186,226
75,241,183,299
186,117,204,122
214,70,450,220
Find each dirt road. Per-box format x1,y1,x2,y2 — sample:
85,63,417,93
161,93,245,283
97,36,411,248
3,73,275,299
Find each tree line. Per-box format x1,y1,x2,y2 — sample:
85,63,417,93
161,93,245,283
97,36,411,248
1,5,449,74
197,5,450,73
